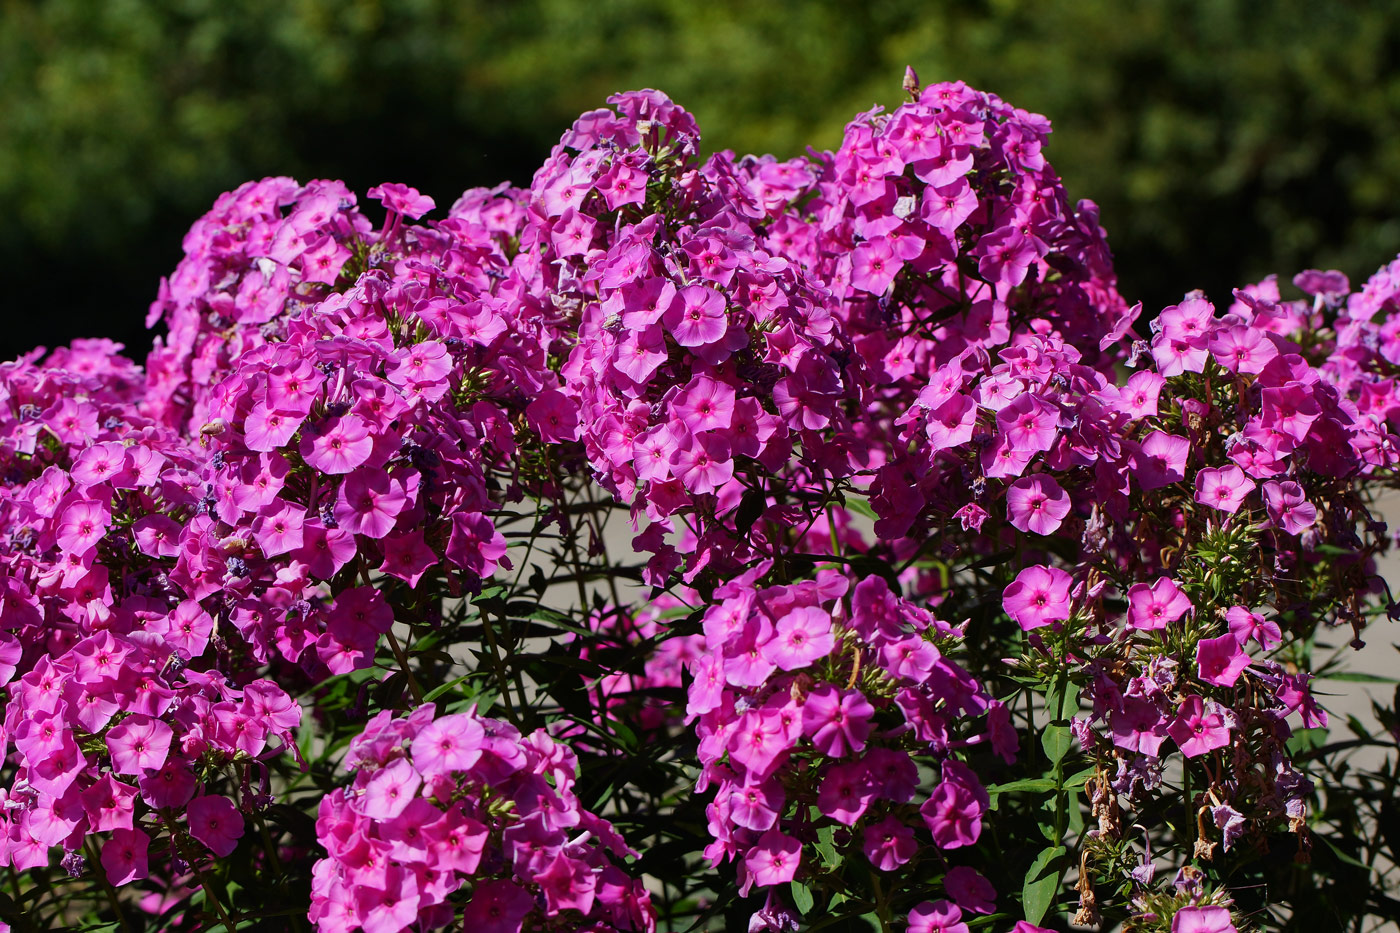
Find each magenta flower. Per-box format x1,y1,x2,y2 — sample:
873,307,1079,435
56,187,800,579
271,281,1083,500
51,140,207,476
663,284,727,347
1194,465,1255,514
1262,480,1317,534
1002,564,1072,630
907,900,969,933
862,815,917,871
995,394,1058,454
944,866,997,915
526,389,580,443
100,828,150,886
1226,606,1281,649
816,760,877,824
1005,474,1071,535
1172,906,1237,933
670,433,734,495
410,712,485,777
801,685,875,758
106,714,173,776
851,236,904,294
765,606,835,671
1132,431,1190,490
1197,633,1252,687
743,829,801,889
1209,324,1277,374
1127,577,1192,631
252,500,306,557
187,794,245,857
334,468,408,539
460,879,535,933
920,760,988,849
361,758,423,820
367,182,435,219
671,374,736,433
1167,695,1231,757
301,414,373,475
1115,370,1164,420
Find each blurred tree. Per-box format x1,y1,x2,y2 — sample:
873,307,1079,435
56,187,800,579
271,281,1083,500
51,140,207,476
4,0,1400,359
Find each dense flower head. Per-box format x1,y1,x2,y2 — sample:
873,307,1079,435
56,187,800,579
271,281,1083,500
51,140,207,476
310,704,655,933
0,71,1397,933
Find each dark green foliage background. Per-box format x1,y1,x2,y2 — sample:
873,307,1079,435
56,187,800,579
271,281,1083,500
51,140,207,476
5,0,1400,357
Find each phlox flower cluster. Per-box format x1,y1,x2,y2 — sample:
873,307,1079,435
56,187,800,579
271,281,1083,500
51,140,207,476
311,703,654,933
5,70,1400,933
686,565,1011,915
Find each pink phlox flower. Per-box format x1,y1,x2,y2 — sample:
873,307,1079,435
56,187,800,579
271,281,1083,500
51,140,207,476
1209,324,1277,374
1226,606,1281,649
907,900,969,933
410,712,486,777
1167,694,1231,757
1276,672,1329,728
253,500,306,557
925,394,978,452
299,235,352,285
460,879,534,933
187,794,245,857
56,498,111,554
851,236,904,295
614,325,668,384
360,758,423,820
922,179,978,231
1005,473,1071,535
243,403,304,452
1196,633,1252,687
368,182,435,219
335,469,408,540
944,866,997,915
920,759,988,849
301,414,374,475
727,706,790,779
1127,577,1192,631
1002,564,1073,630
100,828,150,886
1109,694,1170,757
764,606,835,671
862,815,917,871
671,375,737,433
388,341,453,388
379,529,438,587
663,284,728,347
977,227,1036,288
139,759,197,809
1260,384,1321,442
816,759,878,825
107,714,174,776
1194,465,1255,514
1261,480,1317,534
1114,370,1164,420
727,777,784,832
1131,431,1190,491
801,685,875,758
1172,905,1237,933
995,394,1059,454
526,389,580,443
71,442,131,489
81,774,138,832
742,829,801,892
551,208,597,258
445,511,509,578
670,432,734,495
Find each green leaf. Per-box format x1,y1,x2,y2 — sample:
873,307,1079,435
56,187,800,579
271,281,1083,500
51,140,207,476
1022,845,1066,926
423,674,474,703
1063,765,1098,790
988,778,1057,795
1041,724,1073,764
1045,675,1081,720
791,880,815,915
814,825,840,869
